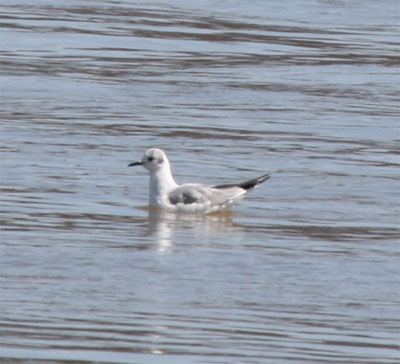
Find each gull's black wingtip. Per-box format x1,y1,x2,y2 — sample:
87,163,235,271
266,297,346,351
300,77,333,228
257,173,271,183
214,173,271,191
239,173,270,190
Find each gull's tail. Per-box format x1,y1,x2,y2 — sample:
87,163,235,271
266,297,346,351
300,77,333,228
214,174,271,191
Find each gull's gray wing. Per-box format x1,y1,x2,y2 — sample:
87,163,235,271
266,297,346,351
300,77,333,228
168,184,206,205
168,184,245,207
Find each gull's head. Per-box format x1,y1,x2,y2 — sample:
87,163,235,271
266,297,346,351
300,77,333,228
128,148,168,172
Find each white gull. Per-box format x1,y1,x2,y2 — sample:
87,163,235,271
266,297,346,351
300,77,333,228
128,148,270,214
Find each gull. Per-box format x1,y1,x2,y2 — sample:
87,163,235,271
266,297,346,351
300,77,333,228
128,148,270,214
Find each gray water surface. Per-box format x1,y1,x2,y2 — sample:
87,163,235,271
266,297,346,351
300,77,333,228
1,1,399,363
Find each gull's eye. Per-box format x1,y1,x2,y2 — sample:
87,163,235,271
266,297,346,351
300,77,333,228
148,156,154,162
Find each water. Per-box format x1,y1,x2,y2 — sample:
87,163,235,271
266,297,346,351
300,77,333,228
1,1,399,363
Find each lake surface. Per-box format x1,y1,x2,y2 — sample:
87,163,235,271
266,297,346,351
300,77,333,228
1,0,399,363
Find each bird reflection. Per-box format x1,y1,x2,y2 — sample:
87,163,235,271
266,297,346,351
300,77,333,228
146,208,236,252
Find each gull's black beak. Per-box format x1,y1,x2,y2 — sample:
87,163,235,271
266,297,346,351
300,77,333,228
128,161,143,167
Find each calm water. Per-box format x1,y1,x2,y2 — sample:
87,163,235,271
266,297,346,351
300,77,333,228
1,1,399,363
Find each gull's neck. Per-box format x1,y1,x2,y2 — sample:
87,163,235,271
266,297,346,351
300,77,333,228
149,160,178,206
